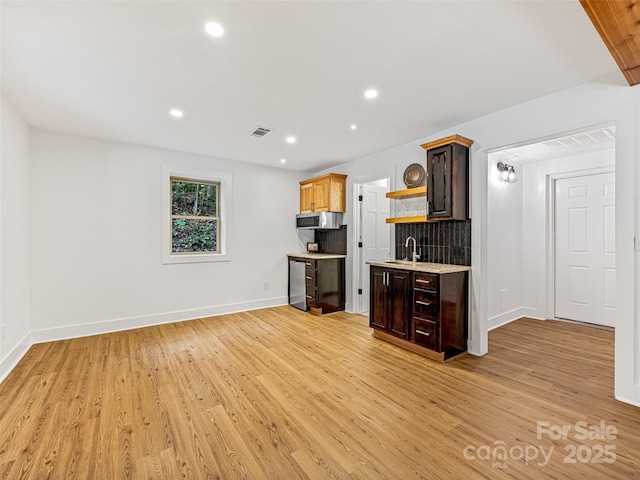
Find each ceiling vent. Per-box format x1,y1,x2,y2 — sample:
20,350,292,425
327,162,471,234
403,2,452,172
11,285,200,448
249,126,273,138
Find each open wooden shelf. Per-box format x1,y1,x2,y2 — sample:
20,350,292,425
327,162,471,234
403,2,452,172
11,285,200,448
386,186,427,223
386,186,426,199
386,215,428,224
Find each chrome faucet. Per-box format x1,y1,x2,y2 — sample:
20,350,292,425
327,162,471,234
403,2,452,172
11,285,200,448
405,236,420,262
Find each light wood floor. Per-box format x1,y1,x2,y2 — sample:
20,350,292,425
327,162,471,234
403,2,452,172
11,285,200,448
2,306,640,479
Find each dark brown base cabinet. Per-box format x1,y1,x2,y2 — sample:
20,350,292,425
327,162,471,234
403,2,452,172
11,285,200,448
370,267,411,339
301,257,345,314
370,266,468,361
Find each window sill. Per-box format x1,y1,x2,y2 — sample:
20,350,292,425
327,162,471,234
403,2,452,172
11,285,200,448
162,253,232,265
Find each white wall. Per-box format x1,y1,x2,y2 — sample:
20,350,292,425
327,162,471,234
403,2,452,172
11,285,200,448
521,147,615,320
28,130,306,341
0,96,31,379
317,73,640,406
487,158,523,329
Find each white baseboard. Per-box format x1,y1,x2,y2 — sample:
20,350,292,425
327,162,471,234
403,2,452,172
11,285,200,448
615,394,640,408
1,296,287,383
0,332,33,383
30,296,288,344
488,308,526,331
522,307,546,320
488,307,548,331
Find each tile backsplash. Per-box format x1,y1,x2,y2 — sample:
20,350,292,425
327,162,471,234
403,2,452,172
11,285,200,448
395,220,471,266
315,226,347,255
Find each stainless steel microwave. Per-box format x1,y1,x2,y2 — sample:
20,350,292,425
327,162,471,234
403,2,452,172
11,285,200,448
296,212,343,230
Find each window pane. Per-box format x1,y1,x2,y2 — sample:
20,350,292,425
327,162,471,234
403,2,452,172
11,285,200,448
172,218,218,253
172,181,217,216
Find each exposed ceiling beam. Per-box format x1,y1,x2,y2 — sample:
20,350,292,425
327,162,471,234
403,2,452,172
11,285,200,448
580,0,640,86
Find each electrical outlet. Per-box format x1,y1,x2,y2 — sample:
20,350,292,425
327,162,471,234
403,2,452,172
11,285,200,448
1,324,6,343
263,281,269,291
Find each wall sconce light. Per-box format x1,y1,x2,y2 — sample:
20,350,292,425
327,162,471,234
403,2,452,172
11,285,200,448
497,161,518,183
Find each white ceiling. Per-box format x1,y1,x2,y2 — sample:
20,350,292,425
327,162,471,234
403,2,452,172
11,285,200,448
1,1,621,172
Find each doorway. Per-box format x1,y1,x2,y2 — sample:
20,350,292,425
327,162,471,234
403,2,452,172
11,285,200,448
486,124,616,330
354,177,391,314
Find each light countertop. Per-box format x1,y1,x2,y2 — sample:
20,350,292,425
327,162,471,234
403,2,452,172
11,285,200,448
367,260,471,274
288,253,347,260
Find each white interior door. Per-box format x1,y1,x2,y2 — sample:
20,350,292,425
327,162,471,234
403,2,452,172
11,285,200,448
360,184,390,313
555,172,615,327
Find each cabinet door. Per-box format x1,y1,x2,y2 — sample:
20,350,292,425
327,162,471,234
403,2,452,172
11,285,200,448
369,267,388,330
313,177,331,212
300,183,314,213
439,271,468,353
316,258,343,312
427,144,452,218
389,271,410,339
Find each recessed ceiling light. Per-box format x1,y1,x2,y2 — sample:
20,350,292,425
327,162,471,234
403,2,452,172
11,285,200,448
280,158,286,164
205,22,224,37
170,109,183,118
350,124,357,130
364,89,378,99
286,136,296,144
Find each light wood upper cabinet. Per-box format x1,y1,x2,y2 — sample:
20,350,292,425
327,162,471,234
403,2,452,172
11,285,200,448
300,182,314,213
299,173,347,213
312,176,331,211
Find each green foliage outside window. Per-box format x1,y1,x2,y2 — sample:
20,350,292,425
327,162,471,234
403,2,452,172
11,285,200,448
171,179,219,253
172,181,217,216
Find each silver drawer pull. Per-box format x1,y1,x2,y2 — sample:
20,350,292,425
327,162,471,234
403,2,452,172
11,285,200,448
416,330,431,337
416,279,434,285
416,300,431,307
305,276,312,280
305,295,313,299
306,262,312,266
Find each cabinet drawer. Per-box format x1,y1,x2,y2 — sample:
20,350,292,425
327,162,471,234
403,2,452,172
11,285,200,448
414,289,438,319
305,288,317,307
304,260,317,270
305,268,317,284
305,276,316,290
414,318,438,350
414,273,438,290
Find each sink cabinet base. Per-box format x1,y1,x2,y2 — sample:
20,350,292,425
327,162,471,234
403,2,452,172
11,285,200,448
369,265,468,360
372,330,466,362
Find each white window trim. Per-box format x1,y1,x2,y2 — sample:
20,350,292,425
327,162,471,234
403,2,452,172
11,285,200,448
162,165,232,264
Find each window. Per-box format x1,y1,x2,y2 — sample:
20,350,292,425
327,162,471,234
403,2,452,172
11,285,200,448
162,166,232,264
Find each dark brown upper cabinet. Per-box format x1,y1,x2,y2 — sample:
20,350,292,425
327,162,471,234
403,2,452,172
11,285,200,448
421,135,473,220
